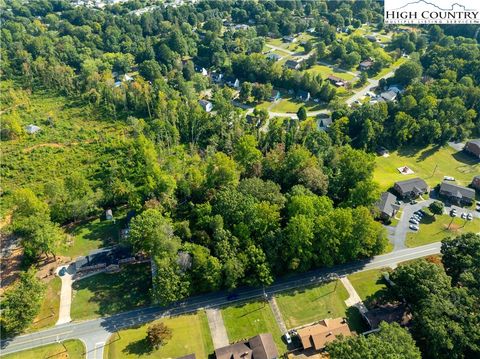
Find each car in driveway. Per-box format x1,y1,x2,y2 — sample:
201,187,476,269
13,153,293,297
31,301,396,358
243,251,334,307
284,332,292,344
409,224,419,231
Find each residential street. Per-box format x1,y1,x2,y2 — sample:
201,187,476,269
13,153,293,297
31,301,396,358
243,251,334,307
1,242,441,358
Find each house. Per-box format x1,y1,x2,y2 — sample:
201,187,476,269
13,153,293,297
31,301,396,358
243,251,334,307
283,35,296,43
266,53,281,62
215,333,278,359
225,76,240,89
380,90,397,102
270,89,281,102
211,72,224,83
393,178,429,199
199,99,213,112
123,73,134,82
194,65,208,76
376,192,400,220
105,209,113,220
25,124,41,134
297,318,352,351
234,24,249,30
327,75,346,87
365,34,377,42
284,59,302,70
388,85,403,94
439,182,475,206
464,139,480,159
317,116,332,130
472,175,480,190
297,90,310,102
364,303,411,330
359,60,374,71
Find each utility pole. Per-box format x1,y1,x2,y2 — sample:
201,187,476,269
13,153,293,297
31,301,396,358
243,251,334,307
431,163,438,178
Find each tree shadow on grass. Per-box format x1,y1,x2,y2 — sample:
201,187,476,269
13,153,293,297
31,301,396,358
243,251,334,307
123,338,153,356
417,145,441,162
451,150,480,166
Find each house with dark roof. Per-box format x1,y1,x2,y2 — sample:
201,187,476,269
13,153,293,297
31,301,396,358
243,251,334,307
327,75,346,87
393,178,429,199
380,90,397,102
225,76,240,89
376,192,400,220
439,181,475,206
284,59,302,70
266,53,281,62
363,303,411,330
464,139,480,159
472,175,480,191
215,333,278,359
297,318,352,351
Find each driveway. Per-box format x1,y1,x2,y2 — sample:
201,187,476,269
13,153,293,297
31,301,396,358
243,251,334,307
206,308,229,349
391,199,435,250
55,264,75,325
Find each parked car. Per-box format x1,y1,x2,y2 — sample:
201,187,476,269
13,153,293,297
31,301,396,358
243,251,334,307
58,267,67,276
461,212,467,219
419,209,426,215
284,332,292,344
450,209,457,217
467,213,473,220
409,218,419,225
409,224,419,230
476,206,480,212
410,200,417,204
444,176,455,181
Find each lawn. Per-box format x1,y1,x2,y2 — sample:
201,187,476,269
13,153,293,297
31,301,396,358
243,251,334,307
104,312,213,359
373,57,407,80
275,280,349,329
406,214,480,248
347,269,388,309
3,340,85,359
268,97,325,113
305,64,356,81
70,263,151,320
61,210,127,258
222,301,287,354
374,145,480,191
27,277,61,332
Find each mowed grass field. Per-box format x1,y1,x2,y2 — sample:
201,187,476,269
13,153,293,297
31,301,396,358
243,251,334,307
222,301,287,354
374,145,479,191
71,263,151,320
3,340,85,359
406,215,480,248
104,312,213,359
305,64,356,81
347,269,389,309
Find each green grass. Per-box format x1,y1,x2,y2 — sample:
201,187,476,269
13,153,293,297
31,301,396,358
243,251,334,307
71,263,151,320
222,301,287,354
27,277,61,332
61,212,127,258
305,65,356,81
373,57,407,80
268,97,325,113
382,241,394,254
3,340,85,359
406,214,480,248
104,312,213,359
374,145,480,191
347,269,388,309
275,280,349,328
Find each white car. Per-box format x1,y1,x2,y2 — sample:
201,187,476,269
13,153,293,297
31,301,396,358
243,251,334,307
284,332,292,344
461,213,467,219
409,224,419,231
467,213,473,220
444,176,455,181
409,218,419,225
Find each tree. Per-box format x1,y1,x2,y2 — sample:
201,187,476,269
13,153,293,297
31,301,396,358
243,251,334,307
441,233,480,295
205,152,240,190
234,135,262,175
239,82,253,103
128,209,180,257
146,322,172,349
297,106,307,121
0,268,45,335
327,322,421,359
394,61,423,85
429,201,444,217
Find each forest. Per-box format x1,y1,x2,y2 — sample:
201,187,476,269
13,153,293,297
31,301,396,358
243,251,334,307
0,2,479,356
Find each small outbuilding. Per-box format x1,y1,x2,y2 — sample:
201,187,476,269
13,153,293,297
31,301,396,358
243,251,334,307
199,99,213,112
25,124,41,134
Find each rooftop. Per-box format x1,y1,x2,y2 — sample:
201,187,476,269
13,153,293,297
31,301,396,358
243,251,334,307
215,333,278,359
297,318,352,351
440,181,475,200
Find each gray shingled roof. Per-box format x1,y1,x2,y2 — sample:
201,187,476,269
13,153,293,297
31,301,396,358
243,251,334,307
377,192,399,215
394,178,428,194
440,182,475,200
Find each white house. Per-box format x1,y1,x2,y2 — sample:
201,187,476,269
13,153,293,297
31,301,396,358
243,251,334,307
25,124,41,134
199,99,213,112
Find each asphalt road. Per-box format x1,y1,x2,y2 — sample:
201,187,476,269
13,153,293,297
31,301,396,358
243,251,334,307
1,242,441,358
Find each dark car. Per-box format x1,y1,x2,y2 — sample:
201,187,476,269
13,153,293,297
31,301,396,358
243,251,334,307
59,267,67,276
227,293,239,301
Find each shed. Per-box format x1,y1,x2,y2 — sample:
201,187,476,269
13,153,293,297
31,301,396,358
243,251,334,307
25,124,41,134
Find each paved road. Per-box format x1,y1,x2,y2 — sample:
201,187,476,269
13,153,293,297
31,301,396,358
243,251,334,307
345,69,396,106
1,242,441,357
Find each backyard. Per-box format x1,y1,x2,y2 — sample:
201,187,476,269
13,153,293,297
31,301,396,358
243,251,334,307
70,263,151,320
305,64,356,81
406,215,480,248
104,312,213,359
3,340,85,359
374,145,479,191
347,269,389,309
222,300,287,354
